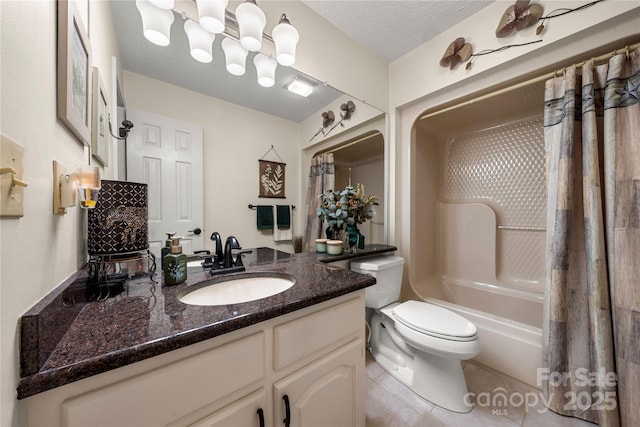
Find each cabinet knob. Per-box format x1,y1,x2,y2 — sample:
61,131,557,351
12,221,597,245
282,395,291,427
257,408,265,427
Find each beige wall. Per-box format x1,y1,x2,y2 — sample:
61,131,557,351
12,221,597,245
123,71,301,253
0,1,121,425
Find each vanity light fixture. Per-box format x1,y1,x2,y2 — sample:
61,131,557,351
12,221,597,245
148,0,174,10
235,0,266,52
134,0,299,88
135,0,174,47
221,37,248,76
254,53,277,87
184,19,215,63
286,77,314,97
272,14,299,66
197,0,228,34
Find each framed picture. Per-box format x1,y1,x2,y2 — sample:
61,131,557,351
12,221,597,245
57,0,92,146
91,67,109,165
259,160,286,198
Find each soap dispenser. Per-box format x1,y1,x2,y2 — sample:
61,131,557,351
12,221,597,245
163,237,187,285
161,232,175,268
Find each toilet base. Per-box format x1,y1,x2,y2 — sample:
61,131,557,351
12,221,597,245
370,313,473,413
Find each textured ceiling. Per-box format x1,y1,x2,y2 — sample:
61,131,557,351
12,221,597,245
302,0,494,62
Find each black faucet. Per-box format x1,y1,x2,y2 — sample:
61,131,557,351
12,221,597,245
210,232,223,266
223,236,241,268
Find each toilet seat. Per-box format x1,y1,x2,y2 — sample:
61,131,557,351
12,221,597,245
392,300,478,342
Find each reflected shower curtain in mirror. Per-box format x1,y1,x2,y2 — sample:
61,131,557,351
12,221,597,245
543,47,639,426
303,153,335,252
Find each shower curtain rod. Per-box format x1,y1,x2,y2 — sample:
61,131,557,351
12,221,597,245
419,41,640,122
318,131,382,155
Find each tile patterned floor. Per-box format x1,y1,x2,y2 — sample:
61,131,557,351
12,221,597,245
365,351,596,427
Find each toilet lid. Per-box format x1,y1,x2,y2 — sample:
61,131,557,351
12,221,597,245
392,301,477,341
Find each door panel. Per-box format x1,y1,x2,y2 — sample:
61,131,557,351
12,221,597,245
126,109,204,255
274,339,364,427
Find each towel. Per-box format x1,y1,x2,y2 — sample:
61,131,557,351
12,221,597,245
256,205,274,230
276,205,291,229
273,205,293,241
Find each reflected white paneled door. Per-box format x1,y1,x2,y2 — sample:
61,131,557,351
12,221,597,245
126,108,204,256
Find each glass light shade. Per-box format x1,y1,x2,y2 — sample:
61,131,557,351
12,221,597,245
136,0,175,46
221,37,248,76
184,20,215,63
272,15,299,66
197,0,228,34
77,165,101,209
235,0,266,52
148,0,174,9
253,53,277,87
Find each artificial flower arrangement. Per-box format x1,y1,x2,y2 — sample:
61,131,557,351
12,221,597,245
317,183,379,248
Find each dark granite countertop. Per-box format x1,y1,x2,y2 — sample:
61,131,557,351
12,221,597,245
17,245,396,399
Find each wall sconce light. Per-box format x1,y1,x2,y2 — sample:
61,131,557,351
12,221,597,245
53,162,102,215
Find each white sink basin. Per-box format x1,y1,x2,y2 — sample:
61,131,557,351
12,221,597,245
179,273,295,306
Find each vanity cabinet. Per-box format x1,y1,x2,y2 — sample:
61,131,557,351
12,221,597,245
26,291,365,427
273,339,363,427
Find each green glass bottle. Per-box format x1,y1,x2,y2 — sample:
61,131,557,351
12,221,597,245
163,238,187,285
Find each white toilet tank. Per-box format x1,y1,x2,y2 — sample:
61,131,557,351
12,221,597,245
351,256,405,308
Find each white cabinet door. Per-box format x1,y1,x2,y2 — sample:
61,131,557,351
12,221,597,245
126,108,204,256
273,339,364,427
189,389,267,427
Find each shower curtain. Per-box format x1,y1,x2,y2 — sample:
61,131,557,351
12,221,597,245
543,47,639,426
303,153,335,252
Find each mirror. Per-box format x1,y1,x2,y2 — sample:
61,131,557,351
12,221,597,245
110,1,387,249
110,1,347,122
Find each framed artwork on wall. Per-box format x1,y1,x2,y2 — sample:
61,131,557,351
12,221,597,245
57,0,92,146
259,160,286,198
91,67,109,165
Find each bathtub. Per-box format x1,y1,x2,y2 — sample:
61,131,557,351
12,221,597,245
410,102,547,388
425,296,542,388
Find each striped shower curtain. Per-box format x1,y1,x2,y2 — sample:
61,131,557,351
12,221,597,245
303,153,335,252
543,47,639,426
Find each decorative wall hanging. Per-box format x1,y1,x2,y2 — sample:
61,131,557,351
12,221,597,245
259,145,286,198
535,0,604,35
465,40,543,70
91,67,109,166
57,0,92,146
495,0,543,38
439,38,473,70
326,101,357,134
309,110,335,142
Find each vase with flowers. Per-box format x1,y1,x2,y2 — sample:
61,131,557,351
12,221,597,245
317,183,379,253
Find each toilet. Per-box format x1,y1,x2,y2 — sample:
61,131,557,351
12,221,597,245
351,256,481,413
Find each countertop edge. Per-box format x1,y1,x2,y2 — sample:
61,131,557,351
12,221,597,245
17,245,396,399
16,277,375,399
